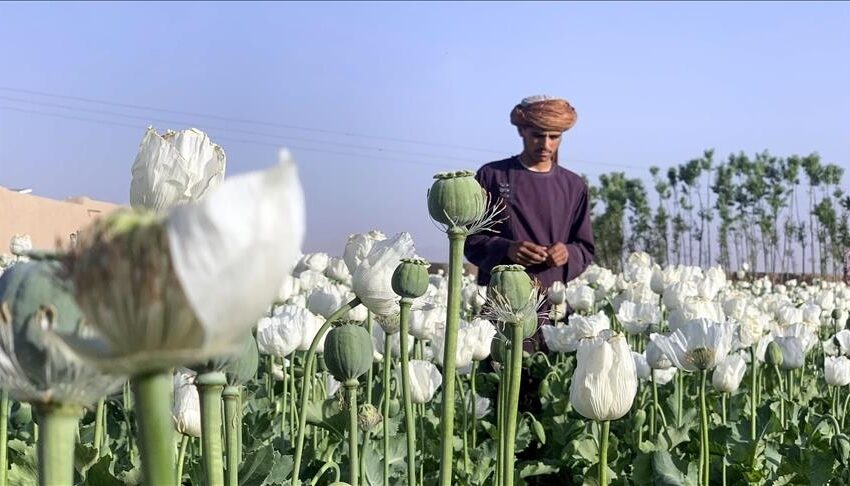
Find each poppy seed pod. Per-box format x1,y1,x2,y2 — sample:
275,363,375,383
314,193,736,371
488,265,534,315
392,258,430,299
766,341,784,368
427,170,486,227
324,324,374,385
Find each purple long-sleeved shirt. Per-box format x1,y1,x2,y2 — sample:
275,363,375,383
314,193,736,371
464,156,595,288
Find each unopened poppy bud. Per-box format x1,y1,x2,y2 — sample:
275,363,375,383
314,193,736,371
766,341,784,368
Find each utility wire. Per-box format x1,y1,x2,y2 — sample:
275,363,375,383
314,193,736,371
0,95,483,164
0,86,505,154
0,87,648,172
0,105,458,169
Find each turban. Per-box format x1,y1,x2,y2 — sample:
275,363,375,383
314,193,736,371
509,95,577,132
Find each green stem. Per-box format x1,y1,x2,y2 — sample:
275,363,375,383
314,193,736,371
399,299,417,486
198,372,226,486
309,461,341,486
279,356,288,441
94,398,105,457
0,391,8,486
496,352,508,486
267,355,276,404
773,365,785,428
721,393,727,486
347,383,360,486
599,420,610,486
458,372,470,473
750,347,758,441
132,370,175,486
291,298,360,483
502,322,524,486
223,386,241,486
176,434,189,485
650,372,657,436
676,371,683,427
700,370,710,486
383,331,392,486
470,361,478,449
437,228,466,486
36,403,80,486
367,311,375,406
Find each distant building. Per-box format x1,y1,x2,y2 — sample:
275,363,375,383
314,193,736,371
0,185,122,252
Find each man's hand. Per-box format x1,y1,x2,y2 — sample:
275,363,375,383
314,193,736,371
507,241,548,266
546,242,569,267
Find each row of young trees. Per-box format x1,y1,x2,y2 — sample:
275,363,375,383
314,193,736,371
587,150,850,277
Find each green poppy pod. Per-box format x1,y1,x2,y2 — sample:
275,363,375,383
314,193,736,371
324,324,374,385
490,334,508,364
391,258,430,299
427,170,486,227
0,261,86,381
488,265,534,313
765,341,784,368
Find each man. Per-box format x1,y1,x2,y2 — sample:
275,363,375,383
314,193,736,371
465,95,595,292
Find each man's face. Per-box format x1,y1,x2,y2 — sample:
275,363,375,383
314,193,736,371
519,126,562,164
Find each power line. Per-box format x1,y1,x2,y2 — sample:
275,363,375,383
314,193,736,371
0,86,651,172
0,86,505,154
0,95,484,164
0,105,460,169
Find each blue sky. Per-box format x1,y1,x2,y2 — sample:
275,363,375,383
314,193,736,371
1,2,848,260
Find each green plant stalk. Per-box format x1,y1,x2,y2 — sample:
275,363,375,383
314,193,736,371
502,322,524,486
35,403,79,486
383,331,392,486
310,460,341,486
470,361,478,449
176,434,189,485
398,299,417,486
93,398,105,456
773,365,785,428
198,372,226,486
0,391,8,486
267,355,276,404
223,386,241,486
750,347,758,441
123,381,137,463
132,370,175,486
700,370,710,486
346,384,360,486
458,372,470,472
279,357,288,440
599,420,610,486
291,298,360,482
721,393,727,486
675,371,683,427
367,311,374,405
650,372,657,436
437,228,467,486
418,404,425,486
496,350,509,486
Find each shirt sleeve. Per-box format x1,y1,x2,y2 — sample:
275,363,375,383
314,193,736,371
564,186,595,282
463,165,512,280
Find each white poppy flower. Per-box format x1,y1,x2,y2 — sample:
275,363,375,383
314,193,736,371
541,324,572,353
569,331,637,421
825,356,850,387
617,301,660,335
564,285,595,312
130,127,226,212
772,336,805,370
431,323,475,369
295,252,330,275
402,360,442,404
9,234,32,257
547,282,566,306
173,368,201,437
410,303,445,341
462,318,496,361
306,284,347,319
298,270,330,293
646,335,674,369
652,318,734,371
372,323,412,360
351,232,416,316
324,257,352,285
343,230,387,274
712,353,747,393
475,394,492,419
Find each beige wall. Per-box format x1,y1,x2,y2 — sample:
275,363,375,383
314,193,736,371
0,185,123,252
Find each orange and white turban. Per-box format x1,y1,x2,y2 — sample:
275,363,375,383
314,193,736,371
509,95,577,132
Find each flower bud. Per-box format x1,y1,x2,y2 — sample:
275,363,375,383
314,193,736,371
765,341,784,368
427,170,486,227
